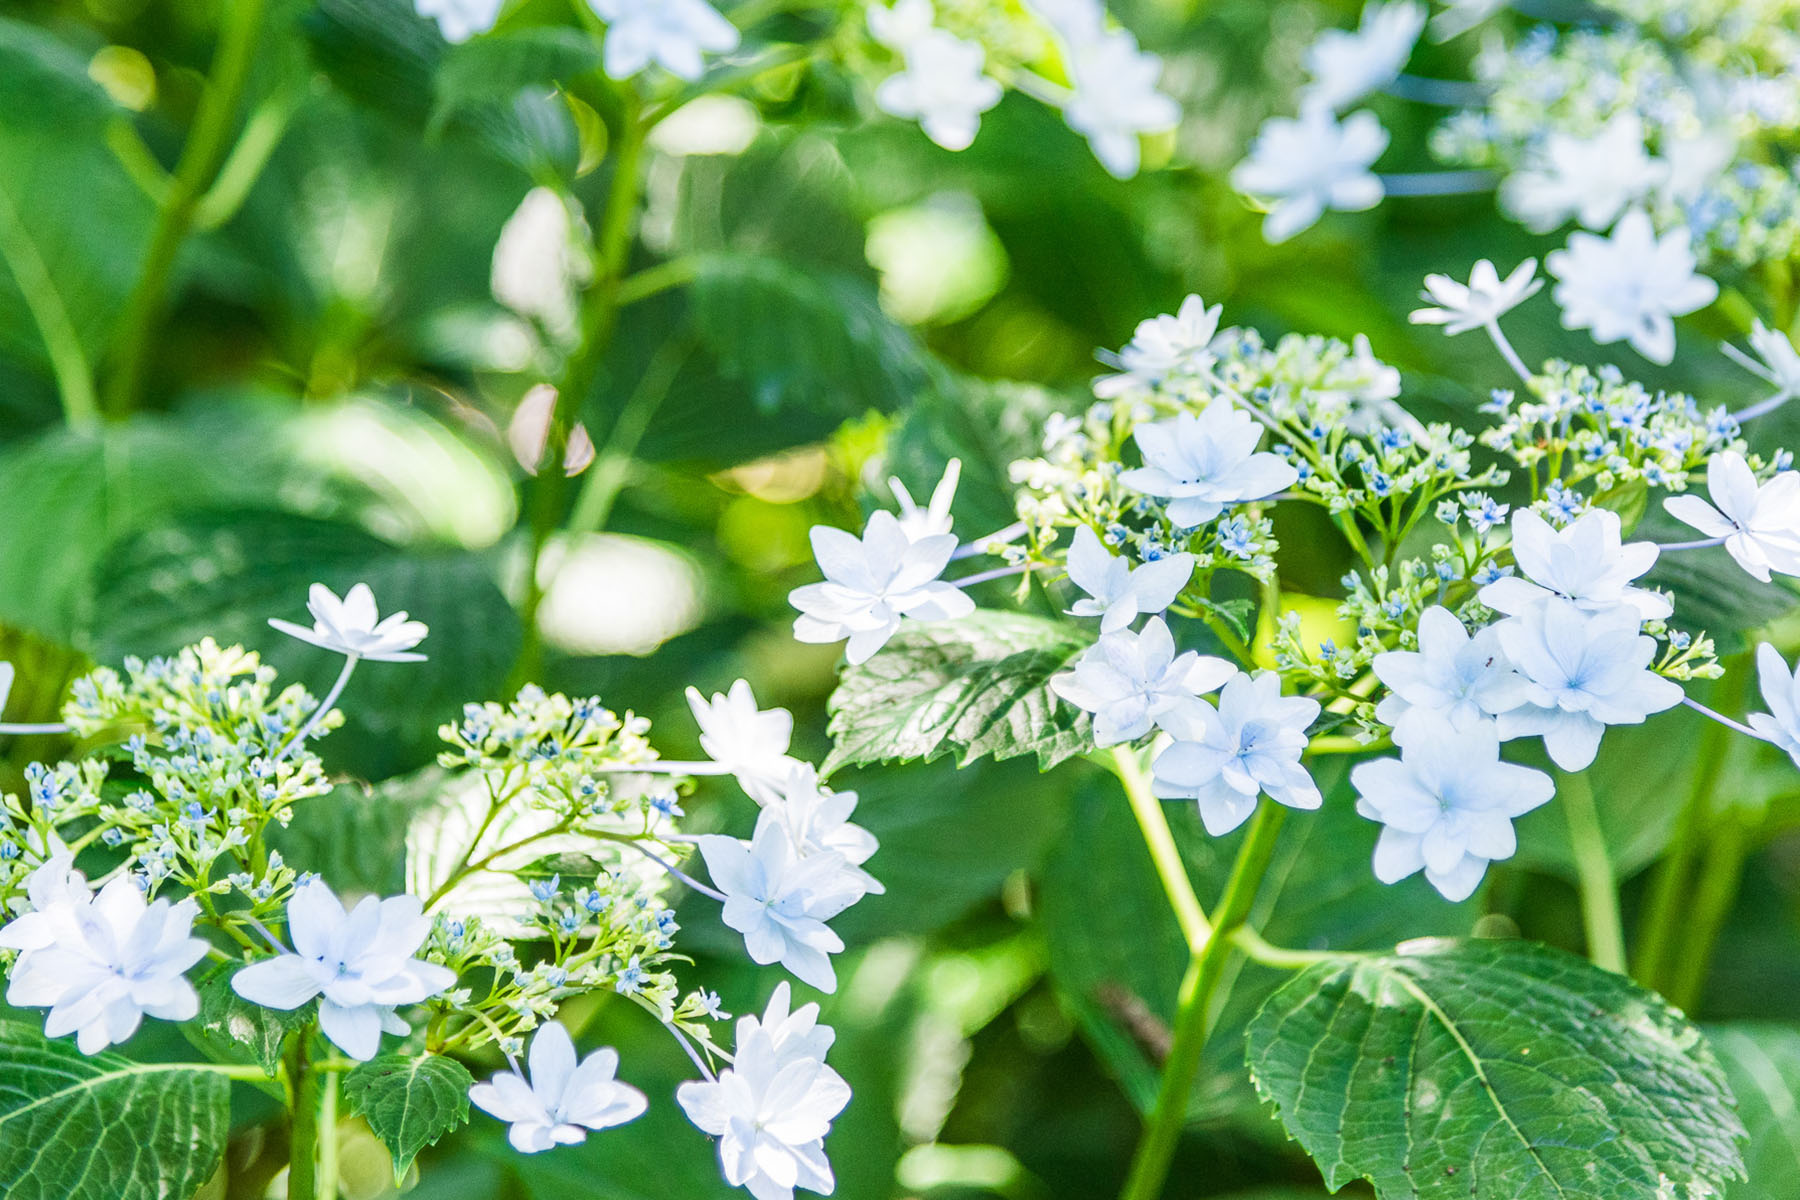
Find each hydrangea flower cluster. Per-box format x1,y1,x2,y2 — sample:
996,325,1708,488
0,583,878,1200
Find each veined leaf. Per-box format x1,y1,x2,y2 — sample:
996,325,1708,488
0,1022,230,1199
344,1053,474,1182
823,611,1091,773
1708,1024,1800,1199
183,964,313,1088
1246,939,1746,1199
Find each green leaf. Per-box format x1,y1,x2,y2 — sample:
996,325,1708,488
1245,939,1746,1198
0,1021,230,1198
1708,1024,1800,1200
433,27,601,122
183,964,312,1089
690,256,936,415
344,1052,474,1181
823,610,1092,773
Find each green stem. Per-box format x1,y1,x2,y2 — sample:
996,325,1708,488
103,0,269,416
316,1068,339,1200
565,336,690,537
0,182,99,428
287,1039,319,1200
1119,803,1286,1200
1108,747,1210,951
1561,771,1626,974
1666,807,1755,1012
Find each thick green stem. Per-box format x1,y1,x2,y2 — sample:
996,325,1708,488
103,0,269,416
316,1068,340,1200
1109,747,1210,950
1561,771,1626,974
1666,808,1755,1012
287,1041,319,1200
1119,803,1286,1200
0,183,99,427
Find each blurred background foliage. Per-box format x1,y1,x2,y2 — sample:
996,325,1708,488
2,0,1799,1197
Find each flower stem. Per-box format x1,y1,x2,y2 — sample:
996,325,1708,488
1657,536,1728,552
1383,74,1488,106
316,1068,340,1200
1665,805,1755,1011
1682,695,1763,740
103,0,270,416
1560,771,1626,973
1377,170,1498,197
952,563,1034,589
287,1039,319,1200
0,182,98,428
276,655,358,761
1484,318,1534,385
1118,803,1286,1200
0,722,72,736
1108,747,1210,950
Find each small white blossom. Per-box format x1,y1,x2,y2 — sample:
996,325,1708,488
687,679,803,804
1062,30,1180,179
1,869,209,1054
1050,617,1237,746
865,0,933,50
470,1022,648,1153
1495,600,1685,771
695,824,866,993
1231,107,1387,244
1749,643,1800,766
1547,208,1718,365
1152,672,1321,835
0,659,12,716
677,985,850,1200
232,879,455,1061
1501,113,1666,233
1664,452,1800,582
1373,606,1532,744
1301,1,1425,112
759,765,884,897
1095,294,1222,397
789,511,976,665
1408,258,1541,336
1352,718,1554,902
592,0,739,82
1120,403,1299,528
1064,525,1195,634
875,29,1002,152
268,582,429,662
1724,320,1800,401
415,0,503,42
889,458,961,541
1027,0,1104,41
492,188,592,347
1480,509,1670,622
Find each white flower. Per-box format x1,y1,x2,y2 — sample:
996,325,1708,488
1749,643,1800,766
470,1021,647,1153
1664,452,1800,582
1095,294,1222,397
1480,508,1670,622
1231,108,1387,244
677,986,850,1200
592,0,739,82
1494,600,1685,771
269,582,429,662
1372,606,1533,744
875,30,1002,152
789,511,976,665
758,765,884,897
492,188,592,347
1408,258,1541,336
1027,0,1104,41
415,0,503,42
1120,403,1299,527
1062,30,1180,179
866,0,933,50
1301,1,1426,112
1152,672,1321,835
687,679,803,804
1547,209,1718,365
1064,525,1195,634
232,879,456,1061
889,459,961,541
1352,719,1554,901
1724,320,1800,401
1659,133,1736,206
695,824,866,993
1049,617,1236,746
1501,114,1666,233
0,658,12,716
1,871,208,1054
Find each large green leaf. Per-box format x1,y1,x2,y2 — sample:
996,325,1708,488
1245,939,1746,1198
824,611,1092,773
433,27,601,122
344,1053,474,1181
92,509,520,778
0,1021,230,1199
1708,1024,1800,1200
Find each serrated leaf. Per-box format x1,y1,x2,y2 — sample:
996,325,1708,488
0,1021,230,1199
344,1053,473,1181
1707,1024,1800,1199
183,963,313,1088
690,256,936,414
823,611,1092,773
1245,939,1746,1199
